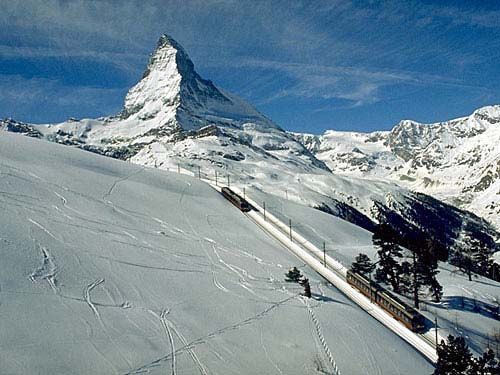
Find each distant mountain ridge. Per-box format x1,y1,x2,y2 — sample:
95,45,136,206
1,34,498,257
293,105,500,229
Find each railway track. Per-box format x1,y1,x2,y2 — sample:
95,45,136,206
191,177,440,362
211,184,439,363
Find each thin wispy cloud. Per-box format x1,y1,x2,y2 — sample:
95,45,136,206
0,74,126,122
0,0,499,131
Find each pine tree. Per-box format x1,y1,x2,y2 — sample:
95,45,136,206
285,267,303,283
468,348,499,375
351,253,375,275
300,278,311,298
372,225,403,293
434,335,472,375
409,237,442,305
430,278,443,303
398,261,413,295
459,235,486,281
473,242,493,277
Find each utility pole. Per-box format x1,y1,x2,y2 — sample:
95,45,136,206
323,242,326,267
369,269,373,303
289,219,292,242
243,187,246,200
215,171,218,186
435,315,438,348
263,202,266,221
227,175,230,187
285,189,288,200
198,166,201,179
413,251,419,309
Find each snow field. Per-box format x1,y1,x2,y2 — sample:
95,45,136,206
0,132,434,374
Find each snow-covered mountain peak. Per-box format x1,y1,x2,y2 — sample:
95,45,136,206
1,34,323,180
121,34,278,133
123,34,199,121
145,34,191,74
293,105,500,229
471,105,500,127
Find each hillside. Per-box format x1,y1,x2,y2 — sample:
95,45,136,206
293,105,500,230
0,131,436,374
1,34,497,264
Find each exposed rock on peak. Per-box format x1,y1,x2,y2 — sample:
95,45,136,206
294,105,500,229
1,33,327,181
122,34,277,133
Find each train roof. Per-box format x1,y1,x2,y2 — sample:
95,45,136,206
347,269,420,317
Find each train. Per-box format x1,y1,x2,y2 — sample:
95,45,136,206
346,269,425,332
221,187,251,212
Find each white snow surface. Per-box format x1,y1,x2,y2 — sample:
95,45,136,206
0,132,435,374
240,188,500,357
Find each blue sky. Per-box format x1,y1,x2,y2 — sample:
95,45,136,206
1,0,499,133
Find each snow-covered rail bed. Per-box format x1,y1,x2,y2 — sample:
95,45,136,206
207,181,439,363
245,206,438,362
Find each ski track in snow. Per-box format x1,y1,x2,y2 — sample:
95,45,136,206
126,295,296,374
302,297,341,375
178,181,191,204
84,278,105,321
160,309,177,375
83,278,134,369
259,326,284,375
346,324,383,375
29,245,58,293
169,323,208,375
204,215,278,299
205,214,277,268
211,244,259,297
103,168,145,201
95,254,203,274
28,218,58,241
180,189,237,297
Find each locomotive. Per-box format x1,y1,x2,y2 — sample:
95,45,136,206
221,187,251,212
346,269,425,332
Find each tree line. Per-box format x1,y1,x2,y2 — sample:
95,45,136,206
434,335,499,375
351,223,443,307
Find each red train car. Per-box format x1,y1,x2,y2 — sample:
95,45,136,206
221,187,251,212
347,269,425,332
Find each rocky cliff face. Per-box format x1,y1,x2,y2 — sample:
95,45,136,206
120,35,276,132
293,105,500,229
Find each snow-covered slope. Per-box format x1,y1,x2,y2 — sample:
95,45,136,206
247,189,500,357
0,132,435,374
293,106,500,229
1,35,498,257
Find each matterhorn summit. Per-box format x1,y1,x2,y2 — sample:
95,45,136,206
122,34,277,132
0,34,324,174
